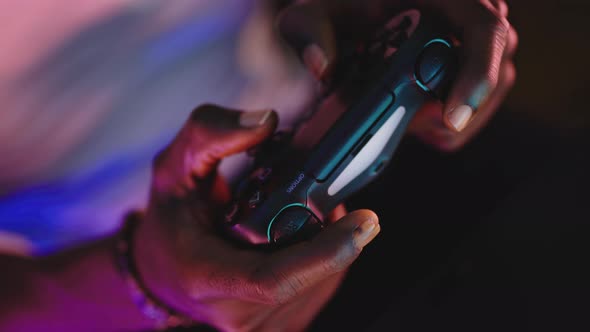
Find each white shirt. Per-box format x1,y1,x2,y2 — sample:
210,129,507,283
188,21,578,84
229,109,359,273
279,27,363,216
0,0,315,254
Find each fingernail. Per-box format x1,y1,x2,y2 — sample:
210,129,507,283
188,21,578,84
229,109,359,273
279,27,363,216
447,105,474,132
303,44,328,79
354,220,380,249
239,110,273,128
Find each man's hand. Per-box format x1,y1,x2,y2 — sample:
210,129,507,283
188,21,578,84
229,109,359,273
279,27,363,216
134,105,381,331
277,0,518,152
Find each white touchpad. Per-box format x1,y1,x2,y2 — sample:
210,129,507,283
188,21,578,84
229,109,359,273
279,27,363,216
327,106,406,196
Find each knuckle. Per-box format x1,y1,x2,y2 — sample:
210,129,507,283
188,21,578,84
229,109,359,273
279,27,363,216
490,0,507,6
505,26,519,58
502,62,517,88
189,104,215,125
188,103,237,133
487,0,509,16
474,2,510,36
487,17,510,39
509,25,519,42
498,0,508,11
497,18,511,36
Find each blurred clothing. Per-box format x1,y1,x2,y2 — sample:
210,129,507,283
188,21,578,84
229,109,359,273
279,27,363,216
0,0,314,254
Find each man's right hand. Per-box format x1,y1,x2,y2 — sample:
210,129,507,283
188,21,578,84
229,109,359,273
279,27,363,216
133,104,381,331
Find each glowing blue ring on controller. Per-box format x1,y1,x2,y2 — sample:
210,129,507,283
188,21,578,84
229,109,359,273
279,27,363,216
415,38,452,93
424,38,452,48
266,203,309,242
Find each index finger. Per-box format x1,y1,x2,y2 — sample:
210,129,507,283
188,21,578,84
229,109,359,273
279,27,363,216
151,105,277,196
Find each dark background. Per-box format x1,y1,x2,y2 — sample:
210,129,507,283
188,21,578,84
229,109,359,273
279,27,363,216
309,1,590,331
505,1,590,132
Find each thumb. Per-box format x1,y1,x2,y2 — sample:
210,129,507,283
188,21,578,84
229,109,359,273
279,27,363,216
152,104,278,195
277,2,337,81
257,210,380,303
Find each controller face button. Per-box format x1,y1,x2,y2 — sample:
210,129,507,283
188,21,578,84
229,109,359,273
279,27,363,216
248,190,264,209
269,206,314,243
415,39,455,96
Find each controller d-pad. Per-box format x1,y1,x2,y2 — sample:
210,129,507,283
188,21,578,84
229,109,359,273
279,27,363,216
248,190,264,208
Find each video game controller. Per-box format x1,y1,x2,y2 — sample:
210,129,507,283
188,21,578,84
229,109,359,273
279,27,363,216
222,9,459,248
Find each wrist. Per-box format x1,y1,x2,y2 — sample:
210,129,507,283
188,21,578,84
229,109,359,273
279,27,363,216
115,210,197,329
1,236,158,331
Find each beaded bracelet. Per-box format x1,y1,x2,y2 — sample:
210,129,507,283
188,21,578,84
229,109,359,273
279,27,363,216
114,211,196,330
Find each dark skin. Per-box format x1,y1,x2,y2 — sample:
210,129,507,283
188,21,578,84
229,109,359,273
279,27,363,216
277,0,518,151
0,105,380,332
134,105,381,331
0,1,518,331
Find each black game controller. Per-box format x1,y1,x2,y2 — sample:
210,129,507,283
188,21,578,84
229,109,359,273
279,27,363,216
222,9,459,248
